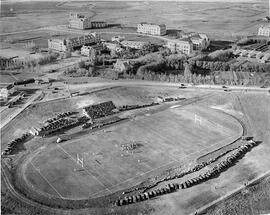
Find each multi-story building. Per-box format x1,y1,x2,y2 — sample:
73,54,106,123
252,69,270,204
81,44,104,56
69,13,108,30
48,33,100,52
91,21,107,29
166,39,193,55
177,31,210,51
258,25,270,37
120,40,147,50
137,23,166,36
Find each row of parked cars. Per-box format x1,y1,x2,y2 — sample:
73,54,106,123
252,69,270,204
118,102,159,112
180,140,257,189
44,111,76,124
115,140,257,206
40,116,89,136
115,183,178,206
82,116,124,129
2,133,31,156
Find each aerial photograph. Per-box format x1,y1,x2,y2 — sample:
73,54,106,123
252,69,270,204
0,0,270,214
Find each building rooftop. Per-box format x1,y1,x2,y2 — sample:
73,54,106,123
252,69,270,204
260,24,270,29
139,22,165,27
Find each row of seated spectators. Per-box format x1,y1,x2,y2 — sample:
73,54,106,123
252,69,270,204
116,140,258,206
44,111,77,124
2,133,31,156
83,101,116,120
118,102,159,112
82,116,124,129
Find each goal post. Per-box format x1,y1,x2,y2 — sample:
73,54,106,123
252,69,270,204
77,154,84,168
195,114,202,125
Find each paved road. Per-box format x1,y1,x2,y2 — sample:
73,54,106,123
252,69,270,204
65,80,270,92
0,91,42,130
193,170,270,215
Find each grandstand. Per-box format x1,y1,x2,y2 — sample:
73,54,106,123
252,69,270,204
82,101,117,121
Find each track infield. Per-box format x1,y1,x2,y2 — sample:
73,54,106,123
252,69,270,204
24,105,242,199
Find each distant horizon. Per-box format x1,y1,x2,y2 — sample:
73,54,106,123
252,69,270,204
1,0,264,3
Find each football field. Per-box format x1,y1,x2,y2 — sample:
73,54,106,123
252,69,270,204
24,105,241,199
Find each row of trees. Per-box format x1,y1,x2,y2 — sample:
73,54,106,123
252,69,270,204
7,52,60,70
113,43,162,59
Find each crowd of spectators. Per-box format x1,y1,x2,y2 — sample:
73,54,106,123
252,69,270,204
83,101,116,120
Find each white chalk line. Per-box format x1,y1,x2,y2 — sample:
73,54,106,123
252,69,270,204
57,144,112,193
30,161,64,199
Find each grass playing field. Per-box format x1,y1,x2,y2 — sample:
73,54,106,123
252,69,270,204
24,104,241,199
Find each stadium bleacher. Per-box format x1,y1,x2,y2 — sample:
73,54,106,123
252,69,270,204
83,101,116,120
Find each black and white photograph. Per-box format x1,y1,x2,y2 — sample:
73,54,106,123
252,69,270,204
1,0,270,214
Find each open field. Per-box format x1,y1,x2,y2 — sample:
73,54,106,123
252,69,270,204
1,1,269,39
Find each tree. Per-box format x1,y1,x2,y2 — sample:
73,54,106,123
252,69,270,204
89,49,97,66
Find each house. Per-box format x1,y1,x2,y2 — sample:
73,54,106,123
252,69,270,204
0,84,15,100
260,53,270,63
113,59,130,73
156,96,164,103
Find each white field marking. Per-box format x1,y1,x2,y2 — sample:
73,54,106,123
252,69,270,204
57,145,112,192
82,151,117,187
170,105,181,109
30,161,64,199
82,156,115,187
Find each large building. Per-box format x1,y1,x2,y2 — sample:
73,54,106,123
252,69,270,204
258,25,270,37
178,31,210,51
137,23,166,36
166,39,193,55
48,33,100,52
81,44,104,56
120,40,147,50
166,31,210,55
69,13,107,30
